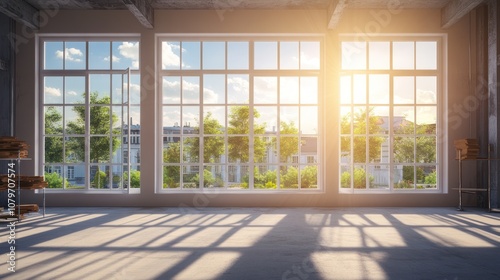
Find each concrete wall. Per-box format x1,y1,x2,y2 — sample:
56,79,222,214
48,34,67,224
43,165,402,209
15,8,474,207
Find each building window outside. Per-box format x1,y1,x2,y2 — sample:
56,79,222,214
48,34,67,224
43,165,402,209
40,36,141,190
159,36,322,191
340,36,443,192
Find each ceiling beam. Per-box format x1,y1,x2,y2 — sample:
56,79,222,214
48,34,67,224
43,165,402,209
441,0,484,29
122,0,154,29
0,0,39,30
327,0,348,30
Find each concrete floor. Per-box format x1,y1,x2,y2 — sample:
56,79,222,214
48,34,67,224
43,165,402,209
0,207,499,280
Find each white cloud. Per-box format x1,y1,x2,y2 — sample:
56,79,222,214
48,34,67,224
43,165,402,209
203,88,219,104
118,42,140,68
104,55,121,62
55,47,83,62
162,42,182,69
227,76,249,93
300,51,320,69
416,89,436,104
45,86,61,96
67,90,78,96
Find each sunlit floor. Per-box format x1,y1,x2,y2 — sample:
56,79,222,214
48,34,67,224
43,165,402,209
0,207,499,280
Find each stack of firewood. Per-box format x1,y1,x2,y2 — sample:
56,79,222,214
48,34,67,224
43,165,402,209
454,138,479,160
0,175,48,191
0,136,29,158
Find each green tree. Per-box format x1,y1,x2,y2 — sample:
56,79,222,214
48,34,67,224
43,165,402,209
341,108,384,163
92,170,107,189
227,106,266,162
163,142,180,188
185,112,224,163
277,121,299,162
66,92,120,164
281,166,299,188
44,107,63,163
44,172,69,189
301,166,318,188
124,170,141,188
341,168,374,189
394,122,436,164
253,167,277,189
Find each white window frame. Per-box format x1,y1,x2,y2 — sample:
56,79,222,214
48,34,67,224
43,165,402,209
156,34,325,193
339,33,448,194
38,34,141,193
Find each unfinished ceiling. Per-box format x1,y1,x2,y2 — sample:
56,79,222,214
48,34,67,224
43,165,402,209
0,0,487,30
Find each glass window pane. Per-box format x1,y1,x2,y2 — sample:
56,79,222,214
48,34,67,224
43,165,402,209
111,106,123,131
228,74,249,104
204,166,225,188
300,137,317,163
394,165,415,189
394,106,415,134
163,76,181,104
301,165,318,189
227,136,249,163
416,137,436,163
281,166,299,189
419,166,437,189
340,165,351,188
280,106,299,133
65,106,84,134
416,41,437,70
90,165,110,189
368,164,389,189
300,106,317,135
44,41,63,70
203,41,225,70
369,42,390,70
280,77,299,104
342,41,366,70
393,42,414,70
182,106,200,134
369,106,389,134
129,74,141,105
163,165,180,188
301,77,318,104
255,42,277,70
369,136,389,163
340,75,351,105
394,136,414,163
182,76,200,104
203,136,225,163
255,136,273,164
349,165,366,189
300,41,320,70
203,74,225,104
228,106,249,135
254,165,277,189
89,41,111,70
66,136,85,162
44,136,63,163
228,42,249,70
204,106,225,134
162,41,180,70
90,136,111,163
416,106,437,134
89,74,111,103
280,136,299,163
416,76,437,104
353,106,366,135
183,165,199,188
44,106,63,135
353,74,367,104
112,41,139,70
369,74,389,104
182,41,201,70
163,106,181,132
163,143,180,163
394,76,415,104
228,165,249,189
340,137,351,162
280,41,299,70
64,76,85,104
353,137,366,163
340,107,351,134
254,76,277,104
130,106,141,126
183,137,199,163
64,42,86,70
44,76,63,104
254,106,277,133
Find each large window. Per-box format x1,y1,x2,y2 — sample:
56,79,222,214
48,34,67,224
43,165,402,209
340,36,443,192
158,36,322,191
40,36,141,191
